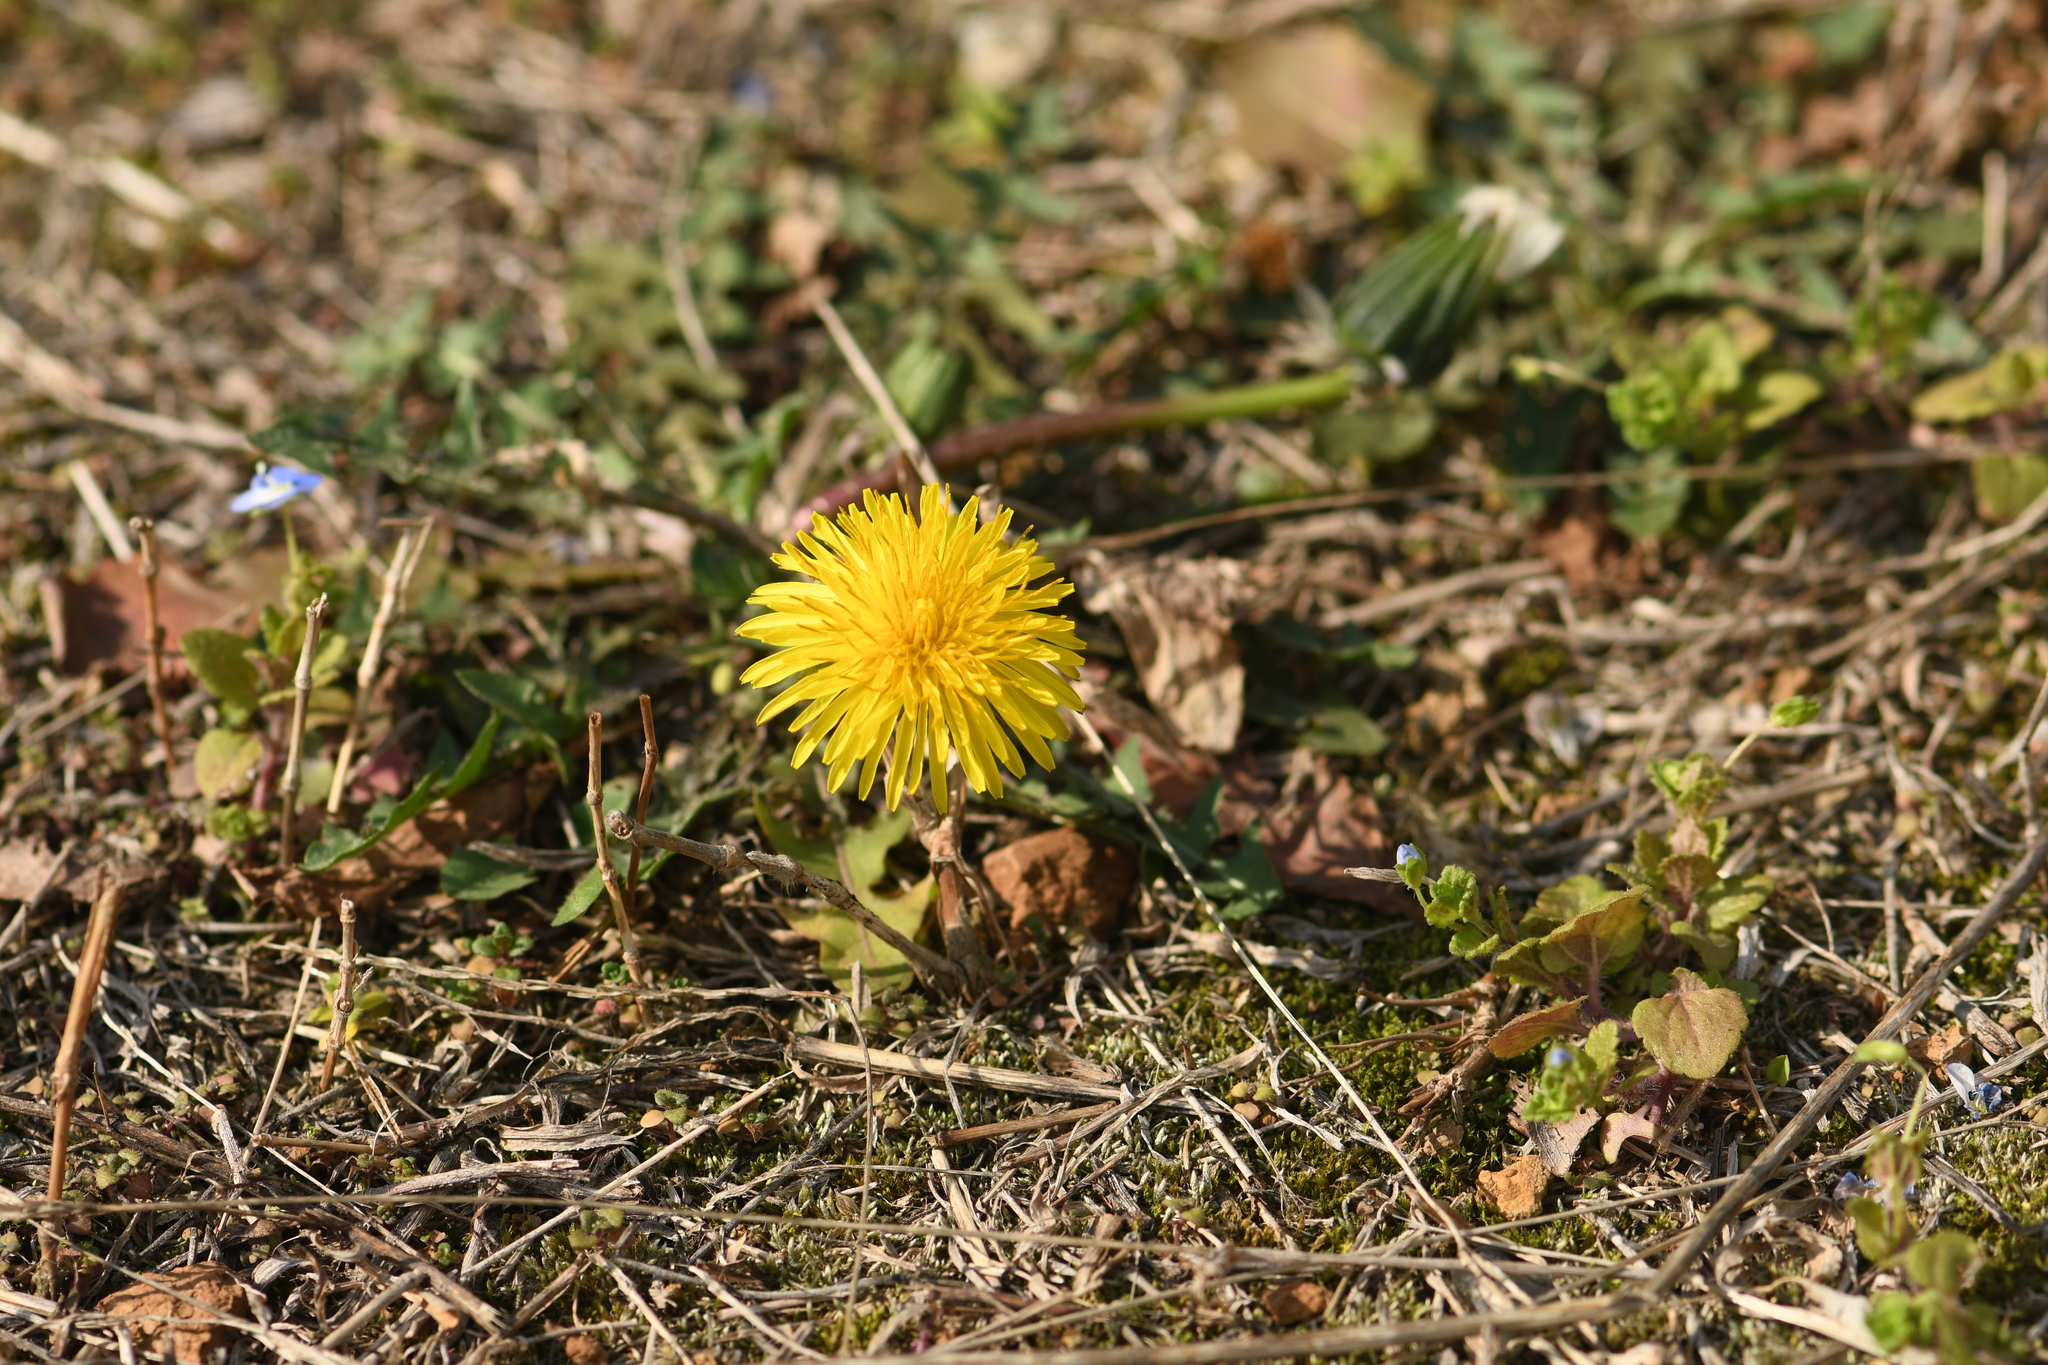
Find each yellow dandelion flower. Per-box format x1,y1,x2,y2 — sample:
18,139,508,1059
737,484,1085,810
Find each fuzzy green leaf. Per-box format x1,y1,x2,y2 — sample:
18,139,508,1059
1537,887,1648,981
181,629,262,717
194,728,262,800
1648,754,1728,819
1630,967,1747,1078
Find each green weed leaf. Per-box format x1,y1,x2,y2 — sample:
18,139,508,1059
182,629,262,718
1536,886,1648,981
441,849,537,902
1630,967,1747,1078
194,728,262,800
1768,695,1821,728
1488,997,1586,1058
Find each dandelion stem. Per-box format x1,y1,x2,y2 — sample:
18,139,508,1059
127,516,174,770
319,898,358,1093
625,694,658,904
589,712,644,987
278,593,327,869
40,867,121,1297
913,766,996,992
327,520,431,814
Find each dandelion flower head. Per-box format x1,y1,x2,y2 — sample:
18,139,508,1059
737,485,1085,810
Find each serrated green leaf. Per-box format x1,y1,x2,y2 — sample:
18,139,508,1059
1537,887,1648,980
1701,874,1772,933
1448,923,1499,959
1631,968,1747,1078
1423,864,1478,929
1521,876,1630,937
1648,754,1728,819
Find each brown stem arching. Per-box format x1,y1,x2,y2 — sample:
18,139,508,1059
278,593,328,869
588,712,644,987
604,808,966,996
788,369,1355,531
40,868,122,1295
624,694,658,904
319,897,358,1093
127,517,173,771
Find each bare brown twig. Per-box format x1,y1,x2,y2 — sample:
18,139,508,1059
126,517,173,768
319,898,358,1093
624,693,658,904
39,868,121,1295
588,712,644,987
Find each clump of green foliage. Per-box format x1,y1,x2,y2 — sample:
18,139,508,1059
1405,695,1821,1142
1843,1042,2011,1365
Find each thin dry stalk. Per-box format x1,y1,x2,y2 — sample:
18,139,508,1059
126,517,173,767
813,296,944,488
278,593,328,868
319,898,359,1093
624,693,658,902
589,712,644,986
40,868,122,1291
326,521,431,814
250,916,323,1143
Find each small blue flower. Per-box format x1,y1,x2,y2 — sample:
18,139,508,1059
1833,1172,1878,1201
230,463,322,515
1945,1061,2005,1115
1396,843,1422,868
1545,1045,1574,1070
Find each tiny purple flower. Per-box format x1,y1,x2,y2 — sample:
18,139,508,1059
230,463,323,515
1396,843,1422,868
1545,1045,1574,1070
